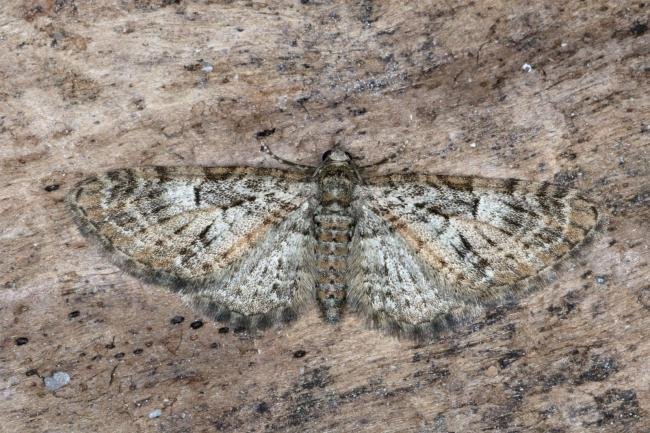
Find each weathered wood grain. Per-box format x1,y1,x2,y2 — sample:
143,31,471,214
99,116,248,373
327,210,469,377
1,1,648,432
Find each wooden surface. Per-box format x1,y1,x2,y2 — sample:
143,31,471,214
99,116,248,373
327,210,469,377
1,1,648,432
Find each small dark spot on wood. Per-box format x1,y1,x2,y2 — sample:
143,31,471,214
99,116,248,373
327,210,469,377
68,310,80,319
15,337,29,345
547,290,581,319
218,326,229,334
44,184,60,192
255,401,269,414
559,150,578,161
630,21,647,36
577,355,618,383
594,388,640,426
170,315,185,324
190,319,204,329
348,107,367,116
502,323,516,339
210,342,221,349
296,366,331,391
184,60,203,71
296,95,310,105
114,352,125,359
25,368,38,376
255,128,276,138
133,348,143,355
498,350,525,369
293,349,307,358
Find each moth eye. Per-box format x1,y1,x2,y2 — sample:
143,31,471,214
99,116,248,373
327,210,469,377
321,150,333,161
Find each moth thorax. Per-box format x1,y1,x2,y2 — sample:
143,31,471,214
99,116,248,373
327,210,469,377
319,176,353,205
318,164,356,186
320,188,352,205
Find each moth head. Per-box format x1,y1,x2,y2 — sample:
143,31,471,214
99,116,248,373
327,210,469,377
321,148,351,163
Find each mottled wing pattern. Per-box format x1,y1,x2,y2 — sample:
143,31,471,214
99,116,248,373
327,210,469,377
350,174,603,338
67,166,317,328
348,205,473,337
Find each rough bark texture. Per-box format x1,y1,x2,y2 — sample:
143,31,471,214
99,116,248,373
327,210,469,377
1,1,648,432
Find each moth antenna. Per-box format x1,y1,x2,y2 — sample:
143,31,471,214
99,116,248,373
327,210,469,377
259,143,315,170
358,144,406,170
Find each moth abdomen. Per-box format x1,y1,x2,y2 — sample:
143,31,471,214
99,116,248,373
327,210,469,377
315,241,349,256
313,150,359,322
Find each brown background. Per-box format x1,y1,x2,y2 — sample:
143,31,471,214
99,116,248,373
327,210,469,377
1,1,648,432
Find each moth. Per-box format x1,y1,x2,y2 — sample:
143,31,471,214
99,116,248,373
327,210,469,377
67,147,603,339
